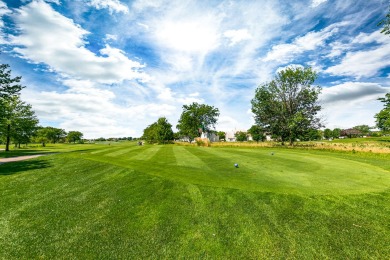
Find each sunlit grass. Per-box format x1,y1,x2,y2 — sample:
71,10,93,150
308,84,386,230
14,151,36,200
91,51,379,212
1,142,389,258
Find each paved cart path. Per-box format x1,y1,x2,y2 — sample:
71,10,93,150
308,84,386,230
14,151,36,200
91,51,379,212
0,154,46,164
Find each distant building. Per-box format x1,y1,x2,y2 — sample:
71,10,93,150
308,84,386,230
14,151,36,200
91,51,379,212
341,128,362,138
201,132,219,142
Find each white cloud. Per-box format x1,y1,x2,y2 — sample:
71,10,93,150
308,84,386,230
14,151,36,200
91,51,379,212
311,0,328,8
325,31,390,79
10,1,147,84
22,81,177,138
319,82,389,128
0,0,11,43
154,18,220,53
89,0,129,14
263,24,341,63
223,29,252,46
320,82,388,104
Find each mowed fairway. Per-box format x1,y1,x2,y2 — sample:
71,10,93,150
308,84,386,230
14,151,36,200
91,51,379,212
1,142,390,258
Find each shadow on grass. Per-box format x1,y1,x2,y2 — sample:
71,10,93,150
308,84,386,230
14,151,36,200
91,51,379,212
0,150,56,159
0,159,51,176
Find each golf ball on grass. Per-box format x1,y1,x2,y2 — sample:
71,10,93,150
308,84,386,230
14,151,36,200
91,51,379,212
234,163,239,168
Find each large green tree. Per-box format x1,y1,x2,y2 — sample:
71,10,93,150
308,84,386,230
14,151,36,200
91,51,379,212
143,117,174,144
375,93,390,132
251,67,322,145
0,96,38,151
34,126,67,145
67,131,84,143
176,102,219,142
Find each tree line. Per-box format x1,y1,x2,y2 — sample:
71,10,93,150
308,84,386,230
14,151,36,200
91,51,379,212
0,64,84,151
143,66,389,145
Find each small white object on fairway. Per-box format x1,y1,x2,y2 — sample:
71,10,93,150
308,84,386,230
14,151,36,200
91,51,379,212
234,163,239,168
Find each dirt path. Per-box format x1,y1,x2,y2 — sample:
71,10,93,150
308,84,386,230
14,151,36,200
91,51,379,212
0,154,46,164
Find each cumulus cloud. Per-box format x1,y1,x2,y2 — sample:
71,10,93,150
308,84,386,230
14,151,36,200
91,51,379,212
10,1,147,84
325,30,390,78
22,82,177,138
319,82,389,129
320,82,388,104
89,0,129,14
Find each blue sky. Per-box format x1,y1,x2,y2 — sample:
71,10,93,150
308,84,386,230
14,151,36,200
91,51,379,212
0,0,389,138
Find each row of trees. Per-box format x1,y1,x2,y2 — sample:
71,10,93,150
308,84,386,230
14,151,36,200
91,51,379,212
142,103,219,144
143,65,389,145
0,64,84,151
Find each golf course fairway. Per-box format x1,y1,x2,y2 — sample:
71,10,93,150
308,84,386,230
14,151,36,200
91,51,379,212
82,144,390,195
1,142,389,259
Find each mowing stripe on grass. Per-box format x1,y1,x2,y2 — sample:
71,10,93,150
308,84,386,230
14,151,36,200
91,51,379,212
90,146,123,154
132,146,162,161
173,146,210,170
105,146,143,157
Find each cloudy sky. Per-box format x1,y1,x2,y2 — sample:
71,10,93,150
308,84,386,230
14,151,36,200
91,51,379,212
0,0,389,138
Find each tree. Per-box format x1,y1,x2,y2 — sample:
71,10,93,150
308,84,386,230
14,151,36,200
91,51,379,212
0,64,25,101
323,128,332,139
34,126,67,145
301,129,322,141
332,128,341,139
0,96,38,151
217,131,226,141
251,67,322,145
247,125,265,143
235,131,247,142
143,117,174,144
67,131,83,143
378,6,390,35
353,125,371,136
176,102,220,142
375,93,390,133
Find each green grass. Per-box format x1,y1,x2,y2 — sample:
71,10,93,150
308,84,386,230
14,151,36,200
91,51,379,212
1,142,389,258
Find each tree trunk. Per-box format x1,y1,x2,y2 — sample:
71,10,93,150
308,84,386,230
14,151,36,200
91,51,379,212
5,124,10,151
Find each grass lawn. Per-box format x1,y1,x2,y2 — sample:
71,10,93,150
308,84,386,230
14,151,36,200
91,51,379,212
1,142,389,258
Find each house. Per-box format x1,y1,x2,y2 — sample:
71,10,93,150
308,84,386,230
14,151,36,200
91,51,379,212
201,132,219,142
225,130,237,142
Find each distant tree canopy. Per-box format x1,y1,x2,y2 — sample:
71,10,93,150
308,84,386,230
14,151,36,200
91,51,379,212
323,128,332,139
235,131,247,142
247,125,265,143
217,131,226,141
176,102,219,142
353,125,372,136
251,66,322,145
375,93,390,132
35,126,67,146
143,117,174,144
67,131,84,143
